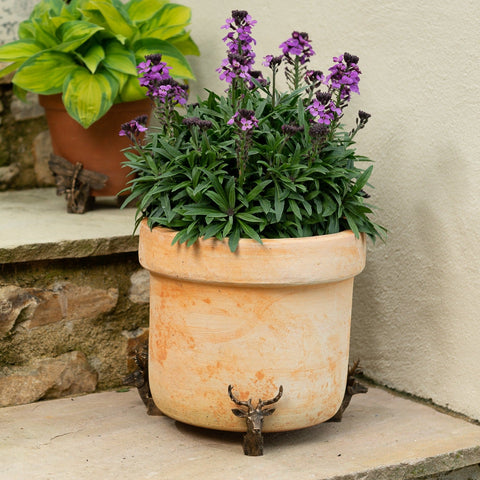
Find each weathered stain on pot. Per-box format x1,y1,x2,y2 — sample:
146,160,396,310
141,221,366,432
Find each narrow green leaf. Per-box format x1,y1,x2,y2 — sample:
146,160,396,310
238,219,263,244
228,227,241,253
246,180,272,202
350,165,373,195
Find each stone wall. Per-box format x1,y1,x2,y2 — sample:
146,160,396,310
0,253,150,407
0,72,55,190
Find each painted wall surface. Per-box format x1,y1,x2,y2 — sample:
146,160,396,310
2,0,480,420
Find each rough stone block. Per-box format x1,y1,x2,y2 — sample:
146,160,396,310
128,268,150,304
0,285,37,337
0,351,98,407
1,282,119,333
32,130,55,186
0,163,20,190
10,92,45,121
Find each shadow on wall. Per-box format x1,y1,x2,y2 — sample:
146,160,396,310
350,139,480,417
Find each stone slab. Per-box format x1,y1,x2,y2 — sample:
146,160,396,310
0,188,138,263
0,386,479,480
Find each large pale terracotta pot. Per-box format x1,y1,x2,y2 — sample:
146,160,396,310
39,94,151,197
139,220,366,432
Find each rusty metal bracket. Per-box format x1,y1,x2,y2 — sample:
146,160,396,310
228,384,283,456
48,154,108,213
123,341,163,416
328,359,368,422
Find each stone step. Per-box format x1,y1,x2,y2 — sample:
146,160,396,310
1,385,480,480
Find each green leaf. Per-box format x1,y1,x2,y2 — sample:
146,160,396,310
228,227,241,253
350,165,373,196
246,180,272,203
62,67,119,127
56,21,104,52
139,4,191,39
133,37,195,80
238,219,263,244
202,222,224,240
103,41,138,75
274,185,285,222
118,73,147,102
235,212,262,223
0,39,43,62
205,191,229,211
0,61,22,78
169,32,200,57
126,0,168,23
77,41,105,73
288,199,302,220
81,0,135,41
13,51,77,94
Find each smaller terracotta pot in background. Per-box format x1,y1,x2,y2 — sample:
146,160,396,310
39,94,151,197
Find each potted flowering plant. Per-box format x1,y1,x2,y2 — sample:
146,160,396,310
122,10,385,437
0,0,199,197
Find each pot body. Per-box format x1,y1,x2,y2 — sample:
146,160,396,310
39,94,151,197
139,220,366,432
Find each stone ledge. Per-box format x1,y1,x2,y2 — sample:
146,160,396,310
0,188,138,263
1,386,479,480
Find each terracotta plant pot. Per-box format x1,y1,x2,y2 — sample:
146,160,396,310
139,220,366,432
39,94,151,197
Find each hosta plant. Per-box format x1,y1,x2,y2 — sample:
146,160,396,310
0,0,199,127
121,9,385,252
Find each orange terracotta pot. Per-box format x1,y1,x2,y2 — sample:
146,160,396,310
139,220,366,432
39,94,151,197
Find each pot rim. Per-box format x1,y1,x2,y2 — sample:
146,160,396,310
139,220,366,286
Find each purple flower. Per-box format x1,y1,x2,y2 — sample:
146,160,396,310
263,54,283,68
307,92,342,125
228,109,258,131
279,31,315,64
326,52,361,101
119,115,148,142
217,10,257,85
137,53,188,105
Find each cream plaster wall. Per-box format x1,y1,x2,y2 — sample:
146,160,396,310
3,0,480,420
182,0,480,422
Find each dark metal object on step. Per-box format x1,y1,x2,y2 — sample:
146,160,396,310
228,384,283,456
48,154,108,213
328,360,368,422
123,341,163,416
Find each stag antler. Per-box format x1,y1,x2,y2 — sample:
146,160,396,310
258,385,284,408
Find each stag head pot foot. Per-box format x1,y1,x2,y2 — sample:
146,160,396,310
228,385,283,456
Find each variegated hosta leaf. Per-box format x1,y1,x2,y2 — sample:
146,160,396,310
13,51,78,94
118,74,148,102
63,67,119,128
139,4,191,37
133,38,195,80
55,21,104,52
80,0,136,42
76,41,105,73
0,39,43,62
126,0,168,23
103,41,138,75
